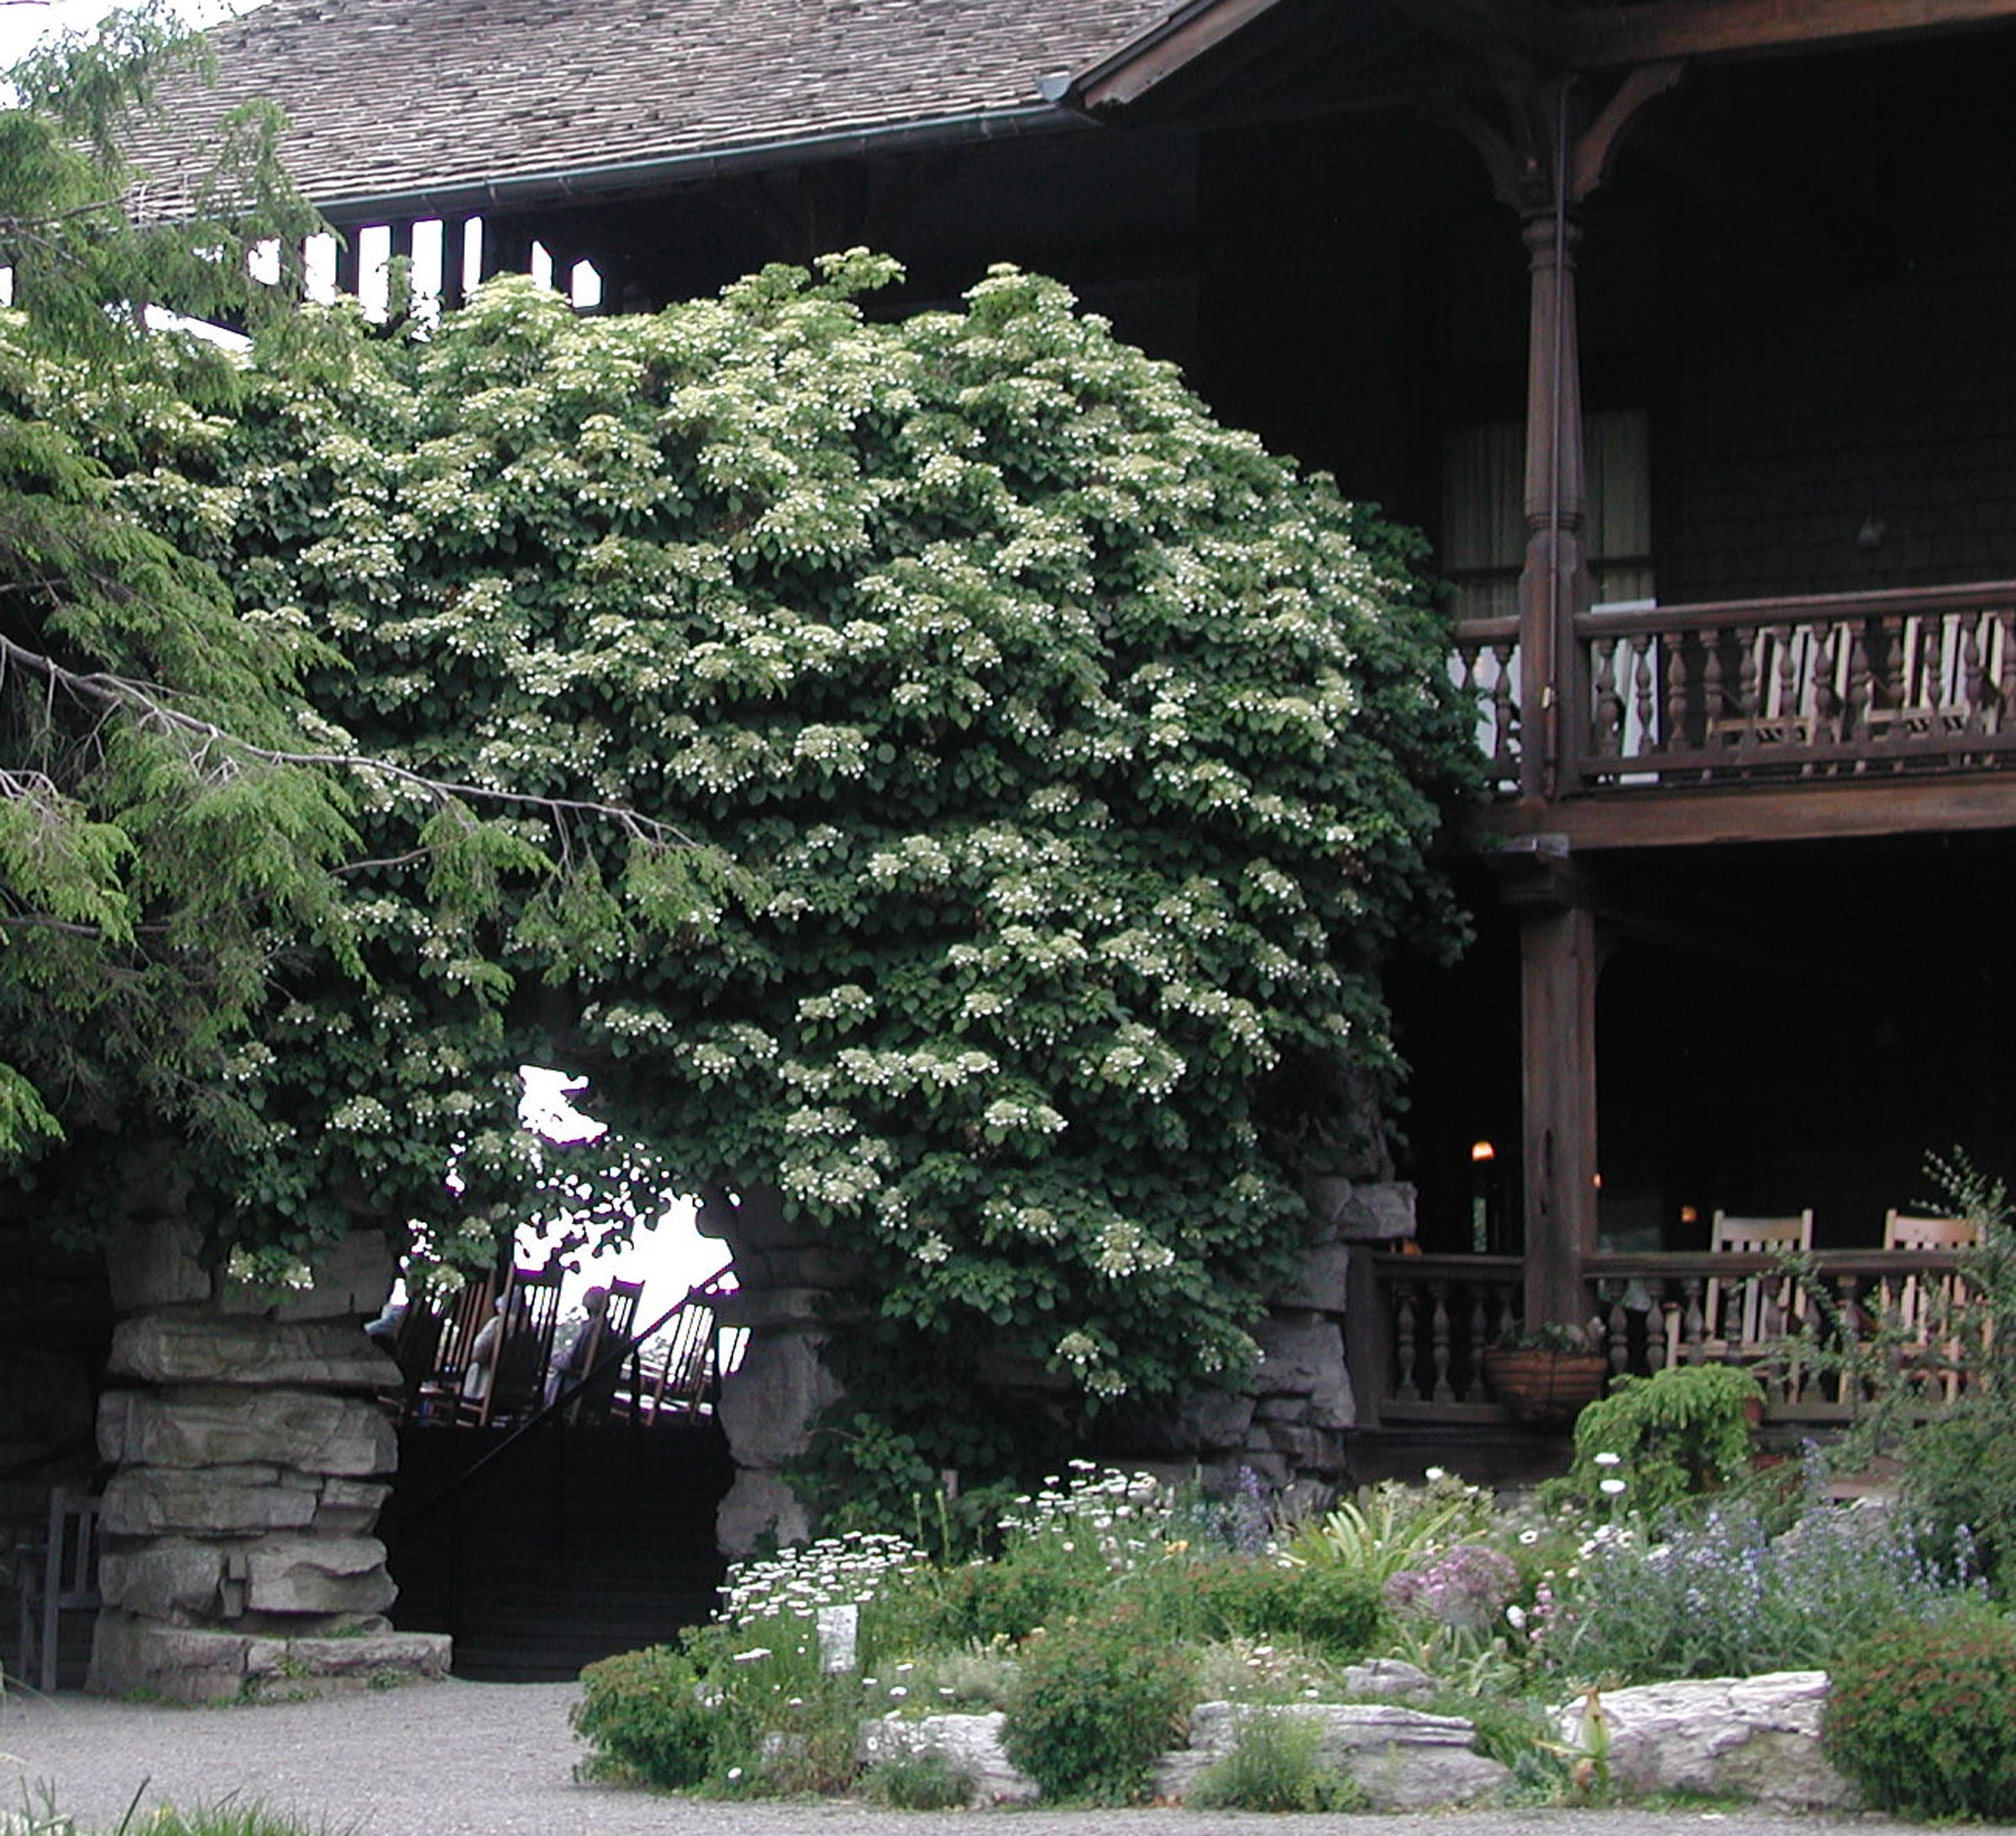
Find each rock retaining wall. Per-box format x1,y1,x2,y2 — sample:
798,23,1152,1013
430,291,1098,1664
698,1177,1415,1553
87,1221,450,1701
855,1671,1855,1811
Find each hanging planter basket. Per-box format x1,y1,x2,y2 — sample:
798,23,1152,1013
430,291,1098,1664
1482,1348,1609,1425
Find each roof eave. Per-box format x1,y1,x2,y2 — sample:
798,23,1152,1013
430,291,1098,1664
306,100,1092,226
1064,0,1297,113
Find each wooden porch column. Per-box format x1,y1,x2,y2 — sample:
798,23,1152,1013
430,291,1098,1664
1517,191,1588,802
1506,856,1599,1329
1441,68,1678,1322
1441,67,1682,800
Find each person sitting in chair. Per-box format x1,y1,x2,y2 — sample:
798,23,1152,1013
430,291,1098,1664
546,1285,610,1407
462,1295,506,1403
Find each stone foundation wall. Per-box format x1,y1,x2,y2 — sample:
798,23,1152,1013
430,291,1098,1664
699,1174,1415,1551
87,1222,449,1700
1095,1177,1415,1507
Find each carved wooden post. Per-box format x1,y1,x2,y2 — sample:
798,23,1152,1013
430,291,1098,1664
1438,67,1678,803
1499,856,1600,1331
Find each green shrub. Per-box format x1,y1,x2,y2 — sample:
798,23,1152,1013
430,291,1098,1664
746,1673,864,1797
911,1553,1086,1645
1188,1709,1366,1812
1001,1608,1194,1803
1461,1694,1569,1798
1191,1637,1347,1704
1185,1559,1383,1655
571,1645,713,1788
1900,1401,2016,1589
893,1643,1019,1711
1289,1472,1494,1581
1562,1366,1761,1519
860,1748,977,1810
1824,1603,2016,1818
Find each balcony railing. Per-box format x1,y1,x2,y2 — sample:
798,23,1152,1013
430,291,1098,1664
1452,580,2016,794
1355,1248,1983,1429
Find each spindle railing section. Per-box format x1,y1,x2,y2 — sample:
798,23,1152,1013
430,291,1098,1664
1451,581,2016,793
1362,1248,1982,1428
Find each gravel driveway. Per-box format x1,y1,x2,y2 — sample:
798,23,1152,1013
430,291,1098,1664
0,1681,1982,1836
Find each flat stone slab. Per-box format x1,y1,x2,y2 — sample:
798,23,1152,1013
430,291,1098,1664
99,1465,320,1537
88,1613,450,1703
108,1316,393,1393
1184,1701,1511,1809
858,1713,1040,1805
244,1534,396,1616
99,1387,394,1477
1556,1671,1860,1811
859,1699,1509,1809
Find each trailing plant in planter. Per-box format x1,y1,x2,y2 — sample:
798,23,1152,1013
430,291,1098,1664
1483,1322,1609,1424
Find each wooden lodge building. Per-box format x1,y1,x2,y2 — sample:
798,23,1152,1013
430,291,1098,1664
129,0,2016,1466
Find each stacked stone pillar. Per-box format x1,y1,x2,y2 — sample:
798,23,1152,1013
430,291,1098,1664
89,1222,449,1700
696,1187,863,1556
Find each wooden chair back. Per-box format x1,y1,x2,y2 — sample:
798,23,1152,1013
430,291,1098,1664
468,1264,564,1428
388,1301,445,1415
1704,1209,1814,1356
1884,1209,1982,1399
415,1271,496,1419
602,1277,644,1346
1883,1210,1980,1252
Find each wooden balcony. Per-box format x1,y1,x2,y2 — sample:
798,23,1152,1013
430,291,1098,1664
1351,1247,1982,1432
1454,580,2016,800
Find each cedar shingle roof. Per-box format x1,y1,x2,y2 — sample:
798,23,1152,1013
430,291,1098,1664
128,0,1185,217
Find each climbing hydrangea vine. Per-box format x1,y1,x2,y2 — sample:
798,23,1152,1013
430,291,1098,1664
81,251,1477,1473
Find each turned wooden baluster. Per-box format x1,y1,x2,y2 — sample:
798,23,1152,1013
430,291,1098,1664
1961,613,1987,737
1834,1272,1864,1407
1845,621,1874,744
1810,619,1841,746
1603,1291,1630,1378
1632,636,1656,763
1394,1282,1421,1403
1453,645,1481,704
1666,630,1693,768
1428,1280,1454,1403
1679,1277,1707,1361
1733,624,1760,731
1996,609,2016,736
1592,633,1623,758
1704,638,1730,769
1651,1294,1675,1372
1490,640,1519,777
1775,622,1800,731
1467,1284,1490,1403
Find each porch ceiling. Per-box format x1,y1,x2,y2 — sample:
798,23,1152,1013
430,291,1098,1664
1074,0,2016,123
